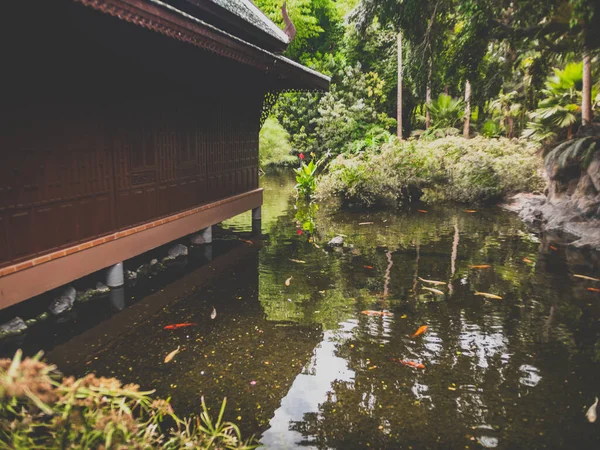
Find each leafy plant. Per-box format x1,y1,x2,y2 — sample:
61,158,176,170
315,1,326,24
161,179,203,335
294,158,320,200
418,94,465,130
0,350,256,449
259,117,295,169
481,120,503,138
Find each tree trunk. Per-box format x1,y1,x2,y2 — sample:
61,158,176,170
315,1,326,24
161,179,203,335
397,31,403,139
582,50,592,125
463,80,471,138
508,116,514,139
425,63,432,129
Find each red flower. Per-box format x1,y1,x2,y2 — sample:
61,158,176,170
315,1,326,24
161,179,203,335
299,153,305,160
297,229,303,235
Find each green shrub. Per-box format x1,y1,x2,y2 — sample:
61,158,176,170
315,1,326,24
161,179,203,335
481,120,503,138
294,158,319,200
259,117,295,168
316,136,544,207
0,350,256,449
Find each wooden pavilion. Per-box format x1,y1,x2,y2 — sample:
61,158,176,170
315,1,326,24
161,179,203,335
0,0,329,309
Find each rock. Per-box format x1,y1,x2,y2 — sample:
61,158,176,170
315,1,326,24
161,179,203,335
0,317,27,338
150,258,158,266
327,236,344,247
190,234,206,245
168,244,188,258
49,286,76,315
95,282,110,294
126,270,137,281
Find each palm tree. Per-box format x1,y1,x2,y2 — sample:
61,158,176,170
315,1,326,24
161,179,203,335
489,90,522,138
427,93,465,129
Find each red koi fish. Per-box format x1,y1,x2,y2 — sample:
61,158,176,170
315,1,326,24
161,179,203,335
411,325,428,338
361,310,393,317
549,245,558,251
417,209,428,213
364,265,373,269
468,264,491,269
588,287,600,293
392,358,425,369
164,322,197,330
523,257,533,264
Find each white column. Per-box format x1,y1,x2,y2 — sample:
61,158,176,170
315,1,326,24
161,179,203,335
201,226,212,244
106,262,124,288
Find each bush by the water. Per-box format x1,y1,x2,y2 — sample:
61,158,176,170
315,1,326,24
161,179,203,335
0,350,256,449
316,137,544,208
259,117,295,169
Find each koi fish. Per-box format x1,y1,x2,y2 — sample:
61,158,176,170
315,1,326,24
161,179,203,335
164,323,197,330
574,274,600,282
289,258,306,264
586,397,598,423
422,286,444,295
464,210,477,213
588,287,600,293
285,276,292,287
392,359,425,369
361,310,393,317
412,325,428,337
418,277,447,286
549,245,558,251
314,243,320,249
364,265,373,269
359,222,374,225
239,239,253,245
469,264,491,269
417,209,427,213
475,292,503,300
210,307,217,320
523,257,533,263
164,346,181,363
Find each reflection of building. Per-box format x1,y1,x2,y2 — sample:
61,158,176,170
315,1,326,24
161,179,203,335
0,0,328,309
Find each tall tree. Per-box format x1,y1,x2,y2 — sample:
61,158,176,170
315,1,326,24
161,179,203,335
581,51,592,125
397,30,403,138
463,80,471,137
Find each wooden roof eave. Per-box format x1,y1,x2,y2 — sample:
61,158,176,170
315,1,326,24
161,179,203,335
74,0,329,91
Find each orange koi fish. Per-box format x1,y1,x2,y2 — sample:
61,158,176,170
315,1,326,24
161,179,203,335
164,323,197,330
464,210,477,213
523,257,533,263
361,310,393,317
412,325,428,338
417,209,428,213
588,287,600,293
549,245,558,251
392,358,425,369
469,264,491,269
364,265,374,269
239,239,253,245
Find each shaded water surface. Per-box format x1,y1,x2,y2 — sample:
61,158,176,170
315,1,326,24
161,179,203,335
5,172,600,449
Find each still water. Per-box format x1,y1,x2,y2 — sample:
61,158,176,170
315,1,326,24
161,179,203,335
4,172,600,448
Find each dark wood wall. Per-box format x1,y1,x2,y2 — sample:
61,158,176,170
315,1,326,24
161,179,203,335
0,0,263,269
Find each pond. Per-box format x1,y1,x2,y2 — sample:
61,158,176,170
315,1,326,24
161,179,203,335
3,171,600,449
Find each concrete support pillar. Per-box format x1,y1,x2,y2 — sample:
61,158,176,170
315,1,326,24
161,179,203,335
105,262,124,288
201,226,212,244
203,244,213,262
109,287,126,312
252,206,262,235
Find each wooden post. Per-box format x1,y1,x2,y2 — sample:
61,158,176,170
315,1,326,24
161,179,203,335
463,80,471,138
397,31,403,140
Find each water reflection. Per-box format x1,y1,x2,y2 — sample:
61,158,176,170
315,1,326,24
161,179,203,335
8,172,600,449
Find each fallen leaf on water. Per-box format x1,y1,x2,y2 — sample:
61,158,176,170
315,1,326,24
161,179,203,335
368,366,377,370
464,210,477,213
164,346,181,363
448,386,457,391
314,243,320,249
411,325,428,338
285,276,292,287
364,265,373,269
361,310,393,317
468,264,491,269
289,258,306,264
250,380,257,385
400,314,407,319
359,222,374,225
210,307,217,319
574,274,600,282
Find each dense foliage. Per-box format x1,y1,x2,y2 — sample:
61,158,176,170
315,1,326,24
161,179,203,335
317,137,545,207
259,117,294,168
0,350,255,449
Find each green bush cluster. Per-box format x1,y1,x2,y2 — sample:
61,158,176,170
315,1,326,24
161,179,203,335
0,350,256,449
259,117,295,169
316,136,545,208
